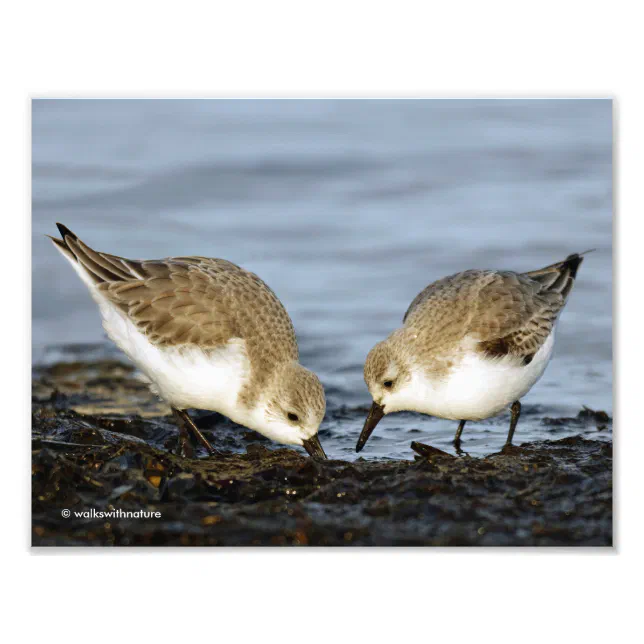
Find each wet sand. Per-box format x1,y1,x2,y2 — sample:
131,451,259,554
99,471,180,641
32,358,613,546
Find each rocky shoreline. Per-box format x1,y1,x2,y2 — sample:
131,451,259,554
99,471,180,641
32,358,613,546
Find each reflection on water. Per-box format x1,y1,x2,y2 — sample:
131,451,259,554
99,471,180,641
32,99,613,460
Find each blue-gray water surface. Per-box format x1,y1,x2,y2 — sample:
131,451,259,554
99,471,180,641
32,99,613,460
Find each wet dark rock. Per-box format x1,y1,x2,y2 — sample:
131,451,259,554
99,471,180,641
32,358,613,547
411,441,456,461
542,405,612,431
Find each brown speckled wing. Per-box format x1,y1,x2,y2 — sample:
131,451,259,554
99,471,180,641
403,253,584,365
55,226,299,367
471,271,562,364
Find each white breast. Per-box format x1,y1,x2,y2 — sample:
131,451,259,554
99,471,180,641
404,330,556,421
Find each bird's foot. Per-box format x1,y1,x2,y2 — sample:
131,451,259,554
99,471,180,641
171,407,223,458
453,437,466,456
501,442,522,455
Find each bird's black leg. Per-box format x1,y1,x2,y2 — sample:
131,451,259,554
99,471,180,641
171,407,218,457
504,400,522,447
453,419,466,451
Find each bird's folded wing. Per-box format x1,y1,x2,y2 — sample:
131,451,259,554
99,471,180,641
62,234,289,352
53,228,300,362
95,258,244,348
471,272,564,363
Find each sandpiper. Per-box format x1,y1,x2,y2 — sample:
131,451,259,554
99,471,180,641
356,252,591,454
49,224,327,460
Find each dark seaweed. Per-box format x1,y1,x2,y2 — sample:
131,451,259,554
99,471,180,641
32,358,612,546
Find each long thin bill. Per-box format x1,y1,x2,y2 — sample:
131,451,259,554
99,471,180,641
356,401,385,452
302,434,327,460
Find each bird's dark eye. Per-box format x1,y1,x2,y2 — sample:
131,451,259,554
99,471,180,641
287,412,299,422
383,380,394,389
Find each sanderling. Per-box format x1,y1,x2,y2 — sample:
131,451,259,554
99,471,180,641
356,252,591,454
49,224,327,460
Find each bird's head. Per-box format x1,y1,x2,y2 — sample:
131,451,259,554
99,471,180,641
260,361,327,459
357,339,413,452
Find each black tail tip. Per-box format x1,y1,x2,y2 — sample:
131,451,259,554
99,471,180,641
56,223,77,241
564,253,584,279
563,253,585,279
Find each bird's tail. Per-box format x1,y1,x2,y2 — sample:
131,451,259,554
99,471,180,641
522,249,594,300
48,223,136,287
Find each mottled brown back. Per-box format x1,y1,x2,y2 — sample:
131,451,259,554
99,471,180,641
402,254,585,365
51,225,299,397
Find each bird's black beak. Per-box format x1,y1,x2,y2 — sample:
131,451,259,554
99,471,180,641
356,401,385,453
302,434,327,460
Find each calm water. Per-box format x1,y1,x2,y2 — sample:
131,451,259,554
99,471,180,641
32,99,613,460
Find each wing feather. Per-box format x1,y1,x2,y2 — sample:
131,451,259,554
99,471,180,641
50,225,299,362
403,254,585,364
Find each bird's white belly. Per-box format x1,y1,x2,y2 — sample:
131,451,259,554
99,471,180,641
95,293,250,415
413,331,555,421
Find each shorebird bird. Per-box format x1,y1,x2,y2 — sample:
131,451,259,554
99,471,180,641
49,224,327,460
356,252,591,454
